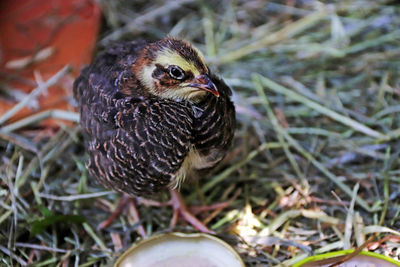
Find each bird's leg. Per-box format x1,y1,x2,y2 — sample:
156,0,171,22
192,188,242,226
169,189,215,234
97,194,146,238
190,188,241,214
137,190,238,234
97,194,131,230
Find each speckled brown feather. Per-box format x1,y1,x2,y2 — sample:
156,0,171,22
73,39,235,197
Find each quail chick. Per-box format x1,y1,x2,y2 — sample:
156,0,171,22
74,37,235,231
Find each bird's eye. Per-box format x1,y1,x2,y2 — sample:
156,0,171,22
168,66,185,80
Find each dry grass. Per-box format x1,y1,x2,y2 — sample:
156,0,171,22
1,0,400,266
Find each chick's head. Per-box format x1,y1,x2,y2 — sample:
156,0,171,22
134,37,219,101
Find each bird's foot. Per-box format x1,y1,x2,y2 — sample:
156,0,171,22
99,190,240,235
169,189,215,234
138,189,241,233
97,194,146,237
97,194,131,230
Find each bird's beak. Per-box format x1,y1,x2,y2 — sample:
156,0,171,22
188,74,219,97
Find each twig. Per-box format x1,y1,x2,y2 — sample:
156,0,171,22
0,110,79,133
253,75,373,212
14,243,69,253
39,191,113,201
194,142,282,198
255,74,388,140
100,0,195,45
328,234,377,267
82,223,111,255
215,10,328,64
0,245,27,266
344,183,359,249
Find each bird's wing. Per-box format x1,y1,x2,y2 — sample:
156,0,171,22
192,75,236,169
74,40,148,101
83,93,194,195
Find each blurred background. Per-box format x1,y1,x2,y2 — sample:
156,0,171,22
1,0,399,266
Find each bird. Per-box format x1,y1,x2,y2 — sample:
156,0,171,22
73,37,235,232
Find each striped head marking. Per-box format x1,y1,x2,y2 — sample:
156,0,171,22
135,37,219,101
